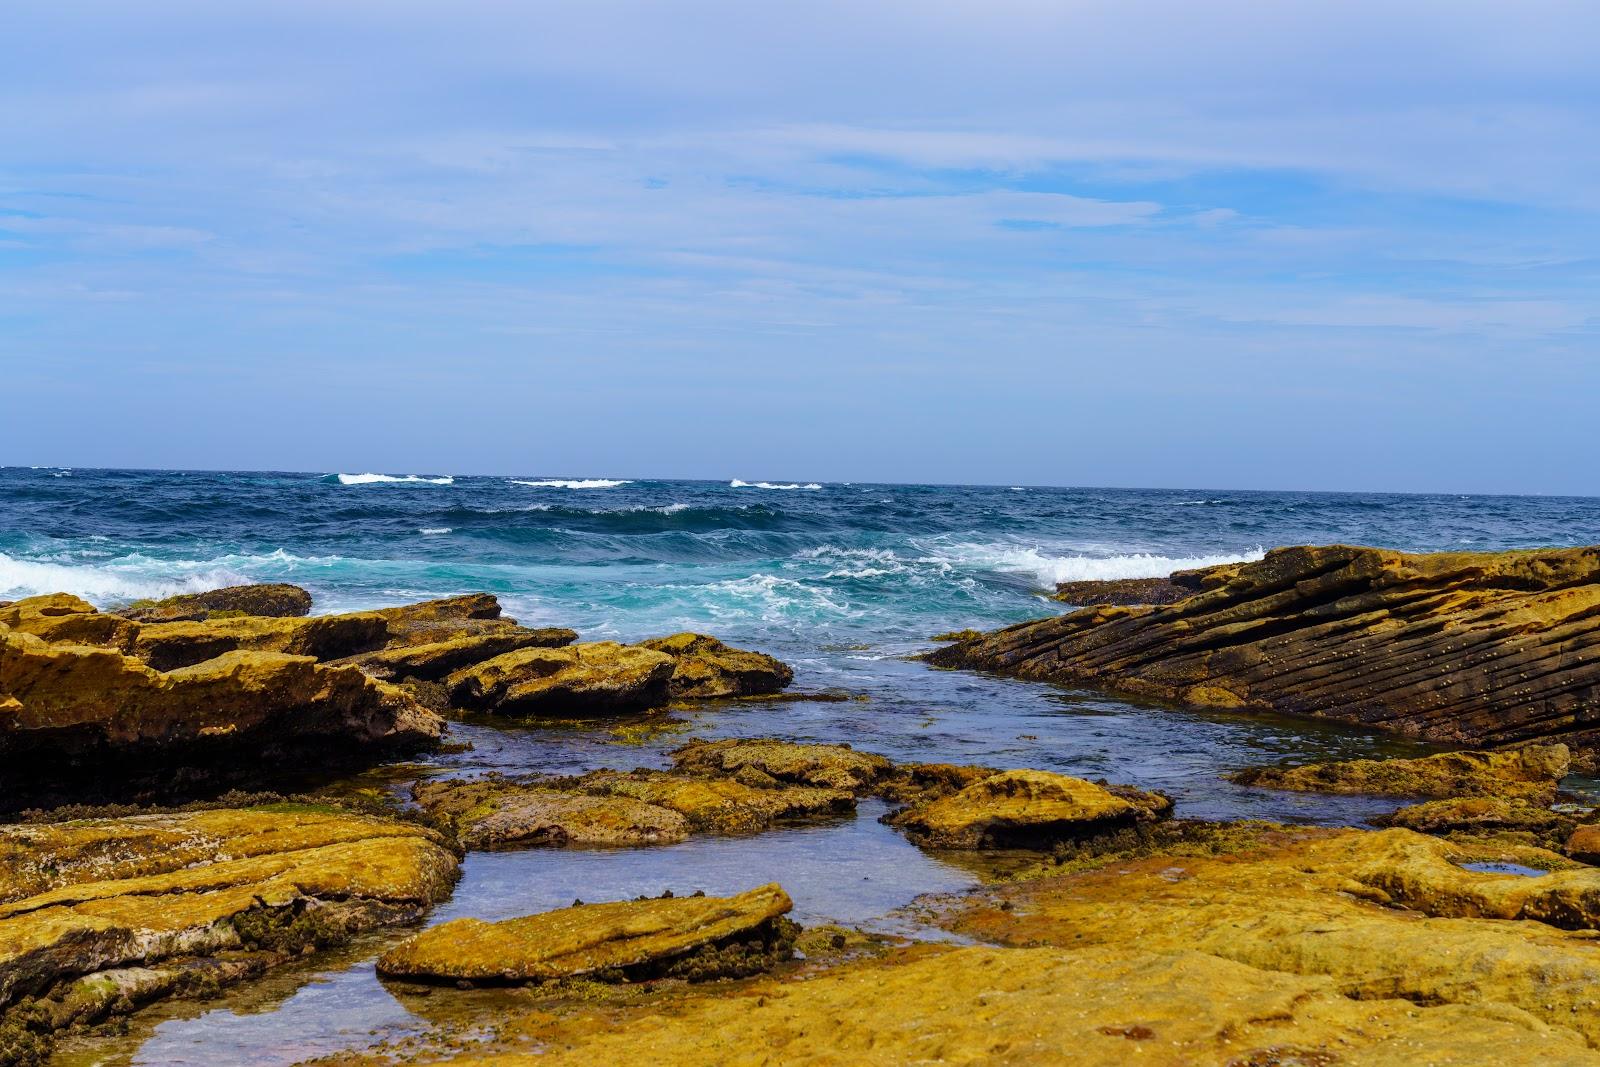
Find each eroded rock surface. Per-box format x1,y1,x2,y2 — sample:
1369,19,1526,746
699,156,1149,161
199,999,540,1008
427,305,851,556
412,777,690,849
114,584,314,623
638,633,794,698
376,884,795,984
1230,744,1571,802
574,769,855,834
931,544,1600,761
446,642,676,715
888,769,1168,849
670,738,894,793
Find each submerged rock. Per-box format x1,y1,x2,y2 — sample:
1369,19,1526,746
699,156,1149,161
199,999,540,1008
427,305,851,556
670,739,894,793
638,633,794,698
0,629,442,810
888,769,1167,849
114,583,314,623
0,807,459,1056
446,642,676,715
413,776,690,849
376,884,796,985
1229,744,1570,802
931,544,1600,763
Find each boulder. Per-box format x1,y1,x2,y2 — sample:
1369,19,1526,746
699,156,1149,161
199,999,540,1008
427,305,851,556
376,883,795,984
0,594,136,649
373,594,517,646
446,642,675,715
931,544,1600,762
131,612,389,671
574,769,855,834
670,739,893,793
114,583,313,623
0,628,442,810
888,769,1166,849
1376,796,1578,848
1229,745,1569,802
344,629,578,682
1565,825,1600,864
412,777,689,849
0,807,459,1056
637,633,794,698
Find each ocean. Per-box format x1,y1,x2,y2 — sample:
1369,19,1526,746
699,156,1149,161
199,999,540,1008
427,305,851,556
11,467,1600,1064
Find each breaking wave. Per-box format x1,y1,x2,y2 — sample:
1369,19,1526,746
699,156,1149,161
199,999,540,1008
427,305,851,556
731,479,822,491
921,542,1264,590
511,479,631,489
336,473,454,486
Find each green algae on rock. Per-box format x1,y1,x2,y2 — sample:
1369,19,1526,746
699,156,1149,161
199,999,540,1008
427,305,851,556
114,584,314,623
375,884,796,985
670,738,894,793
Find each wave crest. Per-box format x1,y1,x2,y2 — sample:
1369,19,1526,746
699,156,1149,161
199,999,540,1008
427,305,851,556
336,473,454,486
511,479,631,489
922,542,1264,589
731,479,822,490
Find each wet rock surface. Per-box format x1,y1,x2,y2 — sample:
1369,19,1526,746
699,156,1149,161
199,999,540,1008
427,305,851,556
412,777,692,849
932,544,1600,761
375,884,796,985
1230,744,1571,801
638,632,794,698
887,769,1168,849
670,738,895,792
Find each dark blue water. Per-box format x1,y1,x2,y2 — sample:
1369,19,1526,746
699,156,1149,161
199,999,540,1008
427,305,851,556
15,468,1600,1065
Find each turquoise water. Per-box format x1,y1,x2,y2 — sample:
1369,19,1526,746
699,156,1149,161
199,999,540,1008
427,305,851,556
11,468,1600,1064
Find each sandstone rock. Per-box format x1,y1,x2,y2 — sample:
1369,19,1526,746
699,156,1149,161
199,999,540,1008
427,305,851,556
345,629,577,682
1567,824,1600,864
670,739,893,793
407,942,1600,1066
0,594,135,649
373,594,515,645
875,762,1000,805
1377,796,1577,847
888,769,1164,849
1229,744,1569,802
446,642,675,715
637,633,794,698
574,769,855,834
0,629,442,810
131,612,388,671
376,884,795,984
1052,576,1191,606
931,544,1600,760
0,807,459,1056
412,776,689,849
114,583,313,623
929,629,986,642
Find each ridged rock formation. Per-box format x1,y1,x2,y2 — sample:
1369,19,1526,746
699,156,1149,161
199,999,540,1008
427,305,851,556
929,544,1600,762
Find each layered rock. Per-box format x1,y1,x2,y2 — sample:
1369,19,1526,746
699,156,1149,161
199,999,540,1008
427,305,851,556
638,633,794,698
412,777,691,849
1377,796,1581,850
887,769,1169,849
1230,744,1571,802
445,642,676,715
670,739,894,793
931,544,1600,760
0,629,442,810
131,612,389,671
0,594,136,648
376,884,796,985
114,583,314,623
573,770,854,834
0,807,459,1058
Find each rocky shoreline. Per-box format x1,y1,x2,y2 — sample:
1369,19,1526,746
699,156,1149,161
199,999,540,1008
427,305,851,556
10,550,1600,1064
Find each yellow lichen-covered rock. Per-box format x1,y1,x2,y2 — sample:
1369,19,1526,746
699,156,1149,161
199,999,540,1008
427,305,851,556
0,594,136,649
372,594,521,646
574,770,855,834
1229,744,1570,801
0,629,442,810
396,943,1600,1067
1567,824,1600,863
1377,795,1577,847
114,583,314,623
637,633,794,698
412,776,689,849
343,628,578,682
376,884,795,984
930,544,1600,762
888,769,1161,849
0,807,459,1046
445,642,676,715
670,738,893,793
946,825,1600,1046
131,612,389,671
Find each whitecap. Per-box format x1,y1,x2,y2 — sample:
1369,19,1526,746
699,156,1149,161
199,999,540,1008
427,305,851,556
730,479,822,490
511,478,631,489
337,473,454,486
419,527,453,535
918,541,1264,590
0,551,251,604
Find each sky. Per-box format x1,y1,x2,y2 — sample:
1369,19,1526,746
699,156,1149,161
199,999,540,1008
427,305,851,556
3,1,1597,494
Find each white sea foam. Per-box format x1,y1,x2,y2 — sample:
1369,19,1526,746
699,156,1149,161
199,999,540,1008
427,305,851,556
922,542,1264,590
730,479,822,490
419,527,453,535
511,479,631,489
0,551,251,604
337,473,454,485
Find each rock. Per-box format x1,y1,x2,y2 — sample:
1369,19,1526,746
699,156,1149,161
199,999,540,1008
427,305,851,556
0,807,459,1055
131,612,389,671
1376,796,1577,847
0,629,442,811
446,642,676,715
944,825,1600,1048
0,594,136,648
574,769,855,834
887,770,1164,849
637,633,794,698
930,544,1600,761
376,884,795,984
1052,576,1191,606
670,739,893,793
412,777,689,849
373,594,516,645
929,629,986,643
406,942,1600,1066
114,583,314,623
875,762,1001,805
1229,745,1569,802
1565,824,1600,864
344,629,578,682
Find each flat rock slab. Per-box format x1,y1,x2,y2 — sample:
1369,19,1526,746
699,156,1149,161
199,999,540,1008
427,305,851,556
113,584,313,623
670,739,893,792
413,778,690,849
889,769,1165,849
638,633,794,698
0,808,459,1043
1229,744,1570,802
446,642,676,715
376,883,794,983
574,770,855,834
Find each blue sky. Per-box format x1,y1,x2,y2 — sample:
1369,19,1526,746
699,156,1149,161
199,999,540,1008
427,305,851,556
3,1,1597,494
